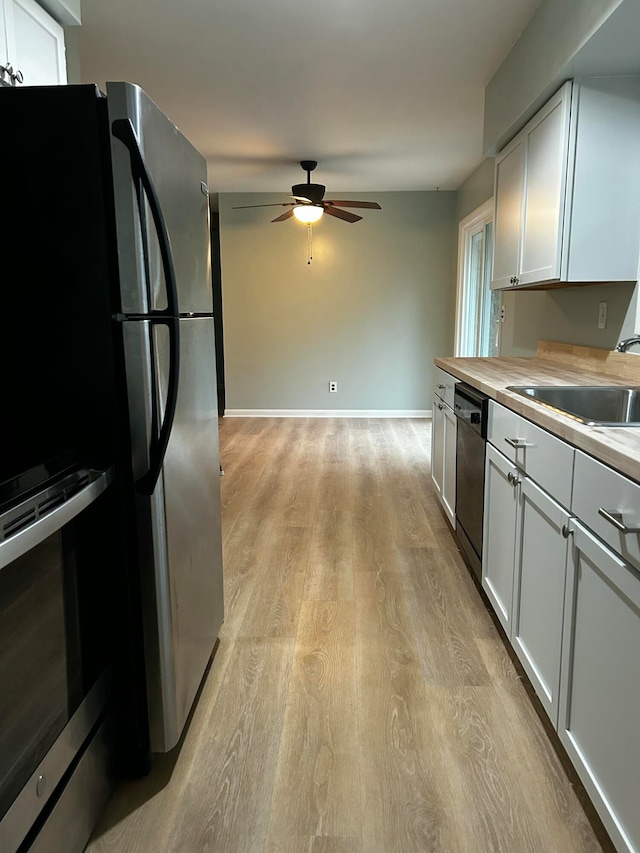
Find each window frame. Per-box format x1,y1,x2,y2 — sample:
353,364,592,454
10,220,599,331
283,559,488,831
454,198,495,357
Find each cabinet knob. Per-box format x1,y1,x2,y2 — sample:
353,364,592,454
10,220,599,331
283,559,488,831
561,524,573,539
507,471,520,487
12,69,24,85
438,403,443,410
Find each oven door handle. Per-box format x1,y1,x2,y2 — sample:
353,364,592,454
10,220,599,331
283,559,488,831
0,469,113,571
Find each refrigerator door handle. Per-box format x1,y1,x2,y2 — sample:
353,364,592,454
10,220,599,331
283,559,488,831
112,118,181,496
137,315,180,495
111,118,180,319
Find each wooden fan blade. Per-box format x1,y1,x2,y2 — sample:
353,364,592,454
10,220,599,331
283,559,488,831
326,200,382,209
232,202,296,209
324,206,362,223
272,209,296,223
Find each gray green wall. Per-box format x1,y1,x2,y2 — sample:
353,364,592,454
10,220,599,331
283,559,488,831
219,192,457,412
64,25,81,83
456,159,494,223
500,283,639,357
484,0,624,152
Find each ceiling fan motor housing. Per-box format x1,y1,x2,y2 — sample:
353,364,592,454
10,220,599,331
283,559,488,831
292,182,326,204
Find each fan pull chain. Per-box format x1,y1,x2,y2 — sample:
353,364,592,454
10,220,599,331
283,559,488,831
307,223,313,265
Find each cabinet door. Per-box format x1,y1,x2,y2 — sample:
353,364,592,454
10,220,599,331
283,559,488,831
519,84,572,286
482,443,519,634
512,476,569,726
441,403,457,527
4,0,66,86
0,1,9,80
491,137,524,290
559,521,640,853
431,397,444,500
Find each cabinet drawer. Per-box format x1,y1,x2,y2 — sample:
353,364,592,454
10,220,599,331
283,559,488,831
572,450,640,571
433,367,458,408
487,402,574,506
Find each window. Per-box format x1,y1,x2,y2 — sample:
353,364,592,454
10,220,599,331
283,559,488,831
454,199,500,357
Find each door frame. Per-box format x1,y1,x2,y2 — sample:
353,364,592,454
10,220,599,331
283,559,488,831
454,198,494,356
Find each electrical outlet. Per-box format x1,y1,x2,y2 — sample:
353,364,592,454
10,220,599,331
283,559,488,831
329,381,337,393
598,301,608,330
499,305,506,322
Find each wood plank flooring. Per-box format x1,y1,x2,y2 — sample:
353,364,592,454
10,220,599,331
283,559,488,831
87,418,606,853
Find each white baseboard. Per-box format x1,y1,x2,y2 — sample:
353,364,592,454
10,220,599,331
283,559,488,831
224,409,432,418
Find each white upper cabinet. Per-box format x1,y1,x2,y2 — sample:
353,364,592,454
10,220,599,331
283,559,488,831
492,77,640,290
492,138,524,290
519,90,571,286
1,0,66,86
0,0,9,81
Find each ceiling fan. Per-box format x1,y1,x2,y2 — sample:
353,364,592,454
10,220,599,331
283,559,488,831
232,160,382,223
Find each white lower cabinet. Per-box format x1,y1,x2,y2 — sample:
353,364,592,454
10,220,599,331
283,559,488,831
482,442,518,634
431,393,456,527
558,520,640,853
478,397,639,852
512,476,569,726
483,443,570,726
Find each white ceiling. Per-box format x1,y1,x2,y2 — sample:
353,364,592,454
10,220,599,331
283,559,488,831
77,0,541,194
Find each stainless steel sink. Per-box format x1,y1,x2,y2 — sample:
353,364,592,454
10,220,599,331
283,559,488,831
506,385,640,426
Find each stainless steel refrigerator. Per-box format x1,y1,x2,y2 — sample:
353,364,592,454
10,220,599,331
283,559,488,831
1,80,224,760
107,82,224,753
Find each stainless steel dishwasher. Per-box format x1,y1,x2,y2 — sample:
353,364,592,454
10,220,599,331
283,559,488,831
454,383,489,581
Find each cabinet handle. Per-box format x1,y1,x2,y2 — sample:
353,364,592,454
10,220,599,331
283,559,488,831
507,471,520,487
436,384,446,390
561,524,574,539
598,508,640,534
12,69,23,85
504,437,533,449
509,275,520,285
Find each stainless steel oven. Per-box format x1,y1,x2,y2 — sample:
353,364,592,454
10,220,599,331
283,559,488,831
0,461,114,853
454,384,489,581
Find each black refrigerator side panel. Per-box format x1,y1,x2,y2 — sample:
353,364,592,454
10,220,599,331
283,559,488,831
1,85,119,478
0,85,152,773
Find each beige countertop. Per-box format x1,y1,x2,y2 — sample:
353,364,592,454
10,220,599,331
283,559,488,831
435,342,640,484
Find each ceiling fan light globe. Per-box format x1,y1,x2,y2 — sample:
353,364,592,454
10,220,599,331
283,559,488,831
293,205,324,223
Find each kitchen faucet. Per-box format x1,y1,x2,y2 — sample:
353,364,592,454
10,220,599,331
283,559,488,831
615,336,640,352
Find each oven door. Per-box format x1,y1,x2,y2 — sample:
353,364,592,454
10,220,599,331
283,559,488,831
0,468,112,853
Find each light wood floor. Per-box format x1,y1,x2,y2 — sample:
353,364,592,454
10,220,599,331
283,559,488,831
87,418,606,853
